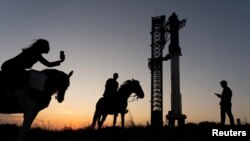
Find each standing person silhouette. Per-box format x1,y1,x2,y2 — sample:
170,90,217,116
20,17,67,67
1,39,65,88
215,80,235,125
103,73,119,98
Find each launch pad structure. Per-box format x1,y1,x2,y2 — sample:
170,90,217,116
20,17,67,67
148,13,186,128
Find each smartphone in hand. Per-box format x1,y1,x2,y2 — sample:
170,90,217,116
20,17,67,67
60,51,65,60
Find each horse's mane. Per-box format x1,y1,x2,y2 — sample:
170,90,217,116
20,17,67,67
118,79,139,92
41,69,67,77
120,79,139,86
41,69,69,89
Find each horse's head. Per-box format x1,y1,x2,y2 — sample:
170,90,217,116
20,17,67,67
55,71,73,103
43,69,73,103
129,79,144,99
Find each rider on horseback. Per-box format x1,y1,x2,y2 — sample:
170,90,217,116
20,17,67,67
103,73,119,98
1,39,65,89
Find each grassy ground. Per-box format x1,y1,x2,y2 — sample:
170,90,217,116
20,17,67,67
0,122,249,141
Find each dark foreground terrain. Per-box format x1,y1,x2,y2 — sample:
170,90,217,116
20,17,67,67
0,123,249,141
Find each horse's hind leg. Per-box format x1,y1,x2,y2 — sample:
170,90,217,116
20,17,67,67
98,114,107,129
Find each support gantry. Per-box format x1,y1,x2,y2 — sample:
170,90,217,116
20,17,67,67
148,15,166,128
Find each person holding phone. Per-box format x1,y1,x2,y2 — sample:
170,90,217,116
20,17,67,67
1,39,65,88
215,80,235,126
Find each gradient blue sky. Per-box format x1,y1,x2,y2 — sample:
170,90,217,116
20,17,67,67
0,0,249,129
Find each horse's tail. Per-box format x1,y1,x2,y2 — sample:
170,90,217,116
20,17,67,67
90,109,99,129
91,97,105,129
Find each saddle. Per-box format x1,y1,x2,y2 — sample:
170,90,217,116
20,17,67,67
103,94,117,102
102,94,127,114
28,70,47,92
0,70,47,92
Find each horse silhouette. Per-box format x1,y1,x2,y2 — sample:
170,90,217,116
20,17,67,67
91,79,144,129
0,69,73,141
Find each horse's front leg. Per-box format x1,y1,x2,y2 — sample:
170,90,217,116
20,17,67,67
98,114,107,129
121,113,125,128
17,110,38,141
113,113,118,127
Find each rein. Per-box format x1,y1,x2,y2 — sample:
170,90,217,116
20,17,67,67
128,94,139,102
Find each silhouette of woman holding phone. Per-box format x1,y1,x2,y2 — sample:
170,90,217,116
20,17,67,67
1,39,65,88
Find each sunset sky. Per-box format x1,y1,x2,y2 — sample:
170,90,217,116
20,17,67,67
0,0,249,129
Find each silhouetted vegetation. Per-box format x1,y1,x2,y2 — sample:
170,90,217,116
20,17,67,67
0,122,249,141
